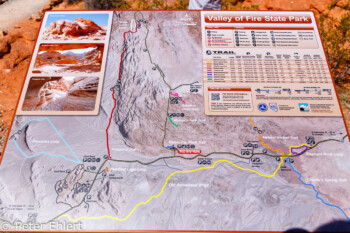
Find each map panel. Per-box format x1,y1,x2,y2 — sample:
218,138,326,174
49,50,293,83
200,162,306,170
0,11,349,232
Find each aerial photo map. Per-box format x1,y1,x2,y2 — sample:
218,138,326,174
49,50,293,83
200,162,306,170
0,10,350,232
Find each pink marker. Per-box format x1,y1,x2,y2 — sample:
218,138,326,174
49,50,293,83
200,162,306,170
170,92,179,97
170,92,186,104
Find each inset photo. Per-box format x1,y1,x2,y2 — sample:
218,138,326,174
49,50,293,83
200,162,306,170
33,43,104,74
22,76,99,112
42,13,109,41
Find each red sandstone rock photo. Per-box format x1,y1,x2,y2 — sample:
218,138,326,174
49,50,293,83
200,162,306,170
33,43,104,73
42,13,109,41
22,76,99,111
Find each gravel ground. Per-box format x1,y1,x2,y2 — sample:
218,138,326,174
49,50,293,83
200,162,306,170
0,0,50,30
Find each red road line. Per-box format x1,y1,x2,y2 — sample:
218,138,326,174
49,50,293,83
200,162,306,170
106,23,138,159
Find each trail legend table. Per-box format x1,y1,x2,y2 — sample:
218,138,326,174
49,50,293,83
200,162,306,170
201,12,341,117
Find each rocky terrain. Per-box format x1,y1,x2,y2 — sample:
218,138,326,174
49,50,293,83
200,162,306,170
34,43,104,73
43,17,107,40
63,76,99,111
22,76,99,111
22,77,71,110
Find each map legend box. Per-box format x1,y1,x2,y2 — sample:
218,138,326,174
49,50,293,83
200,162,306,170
201,11,342,117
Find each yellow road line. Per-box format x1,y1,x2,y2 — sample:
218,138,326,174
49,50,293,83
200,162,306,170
58,118,308,223
58,158,285,222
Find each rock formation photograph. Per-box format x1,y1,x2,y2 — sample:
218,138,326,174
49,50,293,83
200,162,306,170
22,76,99,111
42,13,109,41
33,43,104,73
